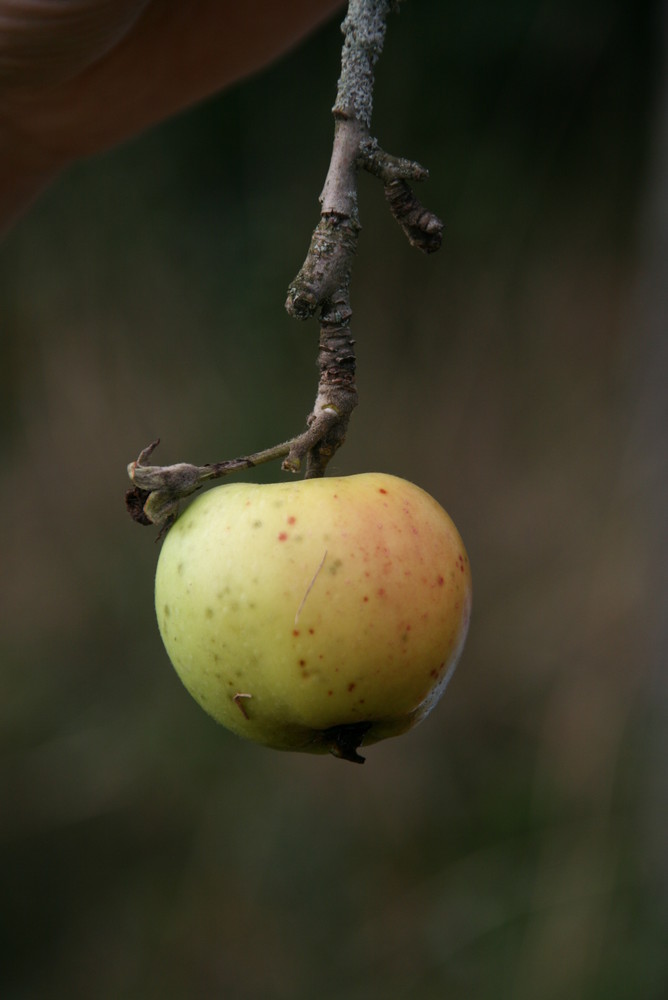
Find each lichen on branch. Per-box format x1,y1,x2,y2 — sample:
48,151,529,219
127,0,443,531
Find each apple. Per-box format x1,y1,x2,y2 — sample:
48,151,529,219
155,473,471,762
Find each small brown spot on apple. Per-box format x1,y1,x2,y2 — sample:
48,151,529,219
348,682,356,692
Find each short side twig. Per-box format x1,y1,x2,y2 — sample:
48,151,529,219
126,438,293,531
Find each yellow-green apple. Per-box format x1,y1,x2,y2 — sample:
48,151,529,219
155,473,471,762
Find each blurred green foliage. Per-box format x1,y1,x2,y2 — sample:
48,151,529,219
1,1,667,998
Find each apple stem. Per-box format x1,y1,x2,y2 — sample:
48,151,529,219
126,0,443,530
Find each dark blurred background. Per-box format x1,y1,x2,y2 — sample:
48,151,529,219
1,1,667,997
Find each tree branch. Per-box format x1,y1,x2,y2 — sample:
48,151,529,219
127,0,443,531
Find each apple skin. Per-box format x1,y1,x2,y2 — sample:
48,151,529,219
155,473,471,761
